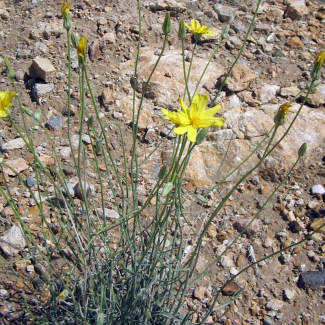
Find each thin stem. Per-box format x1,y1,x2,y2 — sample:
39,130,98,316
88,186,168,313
210,0,263,107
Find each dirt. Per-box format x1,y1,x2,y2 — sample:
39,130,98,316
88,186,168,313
0,0,324,324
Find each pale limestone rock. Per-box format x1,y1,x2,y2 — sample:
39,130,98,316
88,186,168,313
279,86,300,98
224,64,256,92
29,57,55,83
286,0,309,20
1,138,26,152
0,224,26,256
238,110,273,139
103,32,116,44
304,90,325,108
213,4,236,23
145,0,186,13
257,84,279,103
120,50,225,108
2,158,29,176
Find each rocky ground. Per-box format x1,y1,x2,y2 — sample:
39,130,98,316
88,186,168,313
0,0,325,324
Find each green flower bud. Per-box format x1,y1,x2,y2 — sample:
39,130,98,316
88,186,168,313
178,20,186,40
4,58,15,80
162,182,173,196
306,79,321,90
221,25,230,40
87,116,93,128
298,143,307,157
71,34,79,49
158,165,168,180
311,51,325,80
162,12,171,35
195,128,208,145
63,18,71,31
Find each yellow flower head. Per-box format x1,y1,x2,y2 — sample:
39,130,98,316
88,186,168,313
311,50,325,80
77,37,87,59
59,289,69,301
61,2,71,18
163,94,224,143
161,108,180,125
274,103,294,125
185,19,216,41
0,90,18,118
279,103,294,121
314,51,325,68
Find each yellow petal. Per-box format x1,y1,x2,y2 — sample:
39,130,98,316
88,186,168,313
201,104,222,118
174,125,190,135
187,126,197,143
177,110,191,125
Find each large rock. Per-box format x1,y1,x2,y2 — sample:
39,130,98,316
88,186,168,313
28,57,56,82
1,138,26,152
145,0,186,13
121,49,225,108
213,4,236,23
224,64,256,92
257,84,279,103
0,224,26,256
2,158,29,176
286,0,309,20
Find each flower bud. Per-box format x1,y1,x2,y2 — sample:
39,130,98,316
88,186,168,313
162,12,171,35
162,182,173,196
71,34,79,49
310,51,325,80
59,289,69,301
63,18,71,31
4,58,15,80
178,20,186,40
61,2,71,31
77,37,87,59
158,165,168,180
221,25,230,40
306,79,321,90
274,103,293,126
87,116,93,128
298,143,307,157
195,128,208,145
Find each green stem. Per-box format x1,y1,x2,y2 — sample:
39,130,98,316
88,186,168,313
181,39,191,102
183,42,197,102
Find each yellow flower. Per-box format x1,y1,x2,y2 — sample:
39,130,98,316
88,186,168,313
61,2,71,18
185,19,216,41
279,103,294,122
311,50,325,80
77,37,87,59
162,94,224,143
0,90,18,118
274,103,294,125
161,109,181,125
59,289,69,301
314,51,325,67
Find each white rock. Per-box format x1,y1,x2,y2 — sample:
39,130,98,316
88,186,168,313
1,138,26,152
257,84,280,103
0,224,26,256
266,299,284,311
220,256,235,268
284,289,295,300
311,184,325,195
96,208,120,220
28,57,56,82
